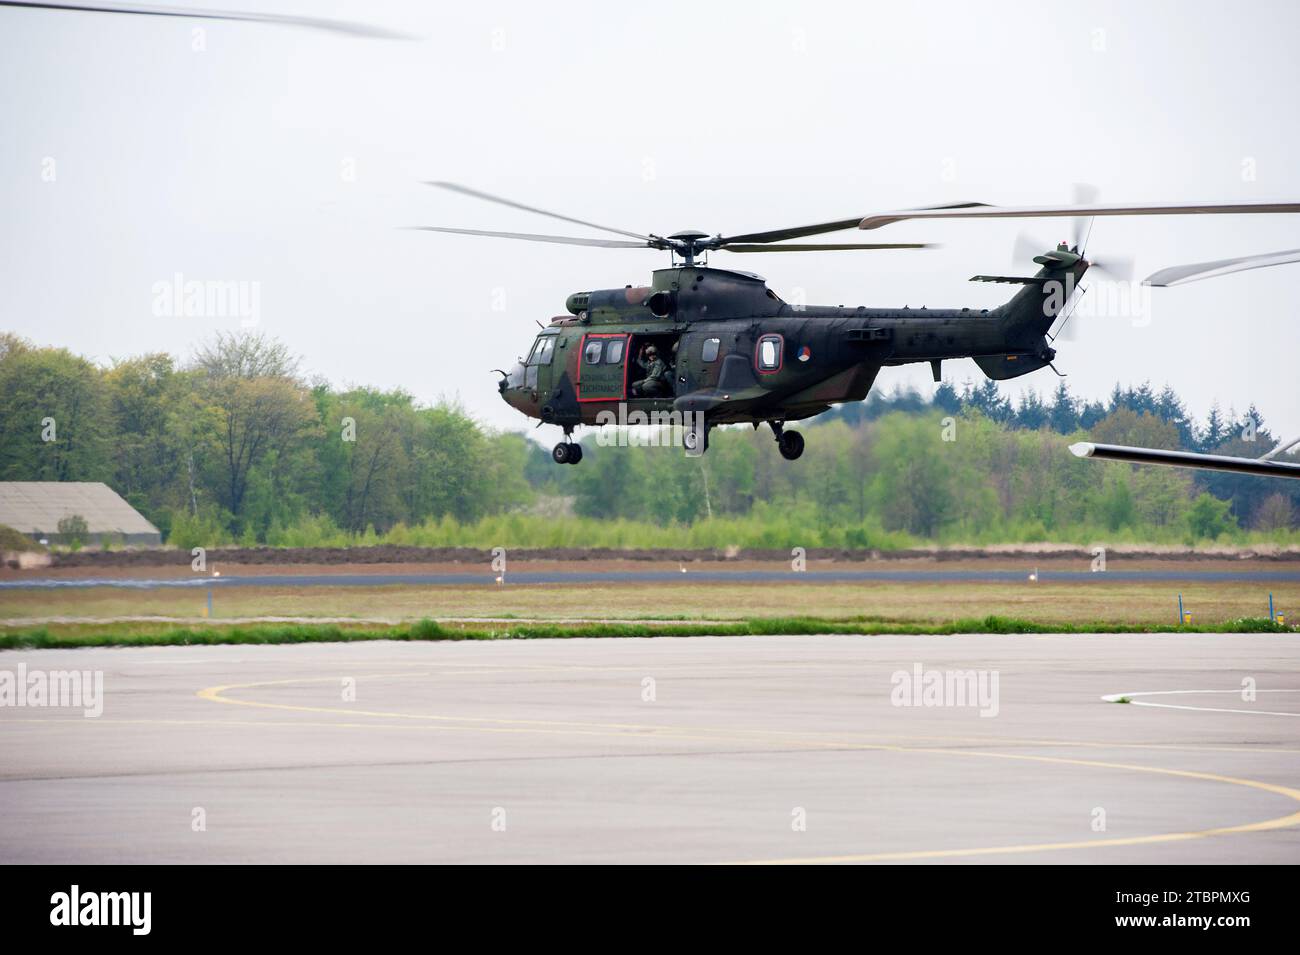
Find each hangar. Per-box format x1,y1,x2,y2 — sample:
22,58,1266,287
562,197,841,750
0,482,161,547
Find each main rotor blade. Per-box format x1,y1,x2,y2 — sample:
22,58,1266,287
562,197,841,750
1143,248,1300,287
1070,442,1300,479
720,201,989,246
860,200,1300,230
720,242,933,252
0,1,411,38
717,217,866,245
407,227,654,249
424,182,652,242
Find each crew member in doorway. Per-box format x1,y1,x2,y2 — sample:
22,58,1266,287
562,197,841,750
631,343,672,397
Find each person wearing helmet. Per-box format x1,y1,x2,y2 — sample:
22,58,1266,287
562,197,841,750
631,343,672,397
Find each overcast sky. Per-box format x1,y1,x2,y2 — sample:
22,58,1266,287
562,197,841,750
3,0,1298,441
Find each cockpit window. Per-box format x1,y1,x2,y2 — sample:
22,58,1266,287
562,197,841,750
530,336,556,365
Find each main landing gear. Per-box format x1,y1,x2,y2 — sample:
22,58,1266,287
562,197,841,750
552,427,583,465
770,420,804,460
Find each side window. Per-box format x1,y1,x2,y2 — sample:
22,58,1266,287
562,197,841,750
584,340,603,364
701,337,720,362
605,339,624,364
757,334,783,372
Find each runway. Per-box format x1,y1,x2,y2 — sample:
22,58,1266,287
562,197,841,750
4,568,1300,589
2,633,1299,864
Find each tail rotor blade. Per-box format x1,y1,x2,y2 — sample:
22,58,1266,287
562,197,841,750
1012,231,1047,266
1090,253,1135,284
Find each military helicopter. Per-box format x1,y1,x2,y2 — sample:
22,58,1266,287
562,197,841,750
417,183,1300,465
17,3,1300,474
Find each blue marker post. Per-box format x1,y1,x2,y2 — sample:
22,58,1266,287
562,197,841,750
207,589,214,619
1269,593,1275,621
1177,593,1184,626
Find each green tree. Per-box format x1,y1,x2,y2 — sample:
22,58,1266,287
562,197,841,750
1089,408,1180,450
1047,380,1078,434
103,353,190,526
189,333,319,531
1186,492,1235,540
0,345,110,482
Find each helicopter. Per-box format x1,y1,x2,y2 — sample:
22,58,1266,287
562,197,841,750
14,4,1300,474
417,183,1300,465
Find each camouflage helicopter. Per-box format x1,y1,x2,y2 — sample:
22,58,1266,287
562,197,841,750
417,183,1300,465
18,3,1299,472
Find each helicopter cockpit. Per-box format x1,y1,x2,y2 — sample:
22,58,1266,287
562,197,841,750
522,331,556,390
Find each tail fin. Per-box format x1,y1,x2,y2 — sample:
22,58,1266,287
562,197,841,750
994,246,1090,339
973,245,1090,379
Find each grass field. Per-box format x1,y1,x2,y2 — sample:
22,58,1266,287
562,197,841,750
2,562,1296,644
1,613,1293,650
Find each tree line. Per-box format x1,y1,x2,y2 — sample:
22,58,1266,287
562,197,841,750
0,331,1295,547
0,332,531,545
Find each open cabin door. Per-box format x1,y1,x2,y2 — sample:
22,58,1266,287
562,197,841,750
576,332,629,402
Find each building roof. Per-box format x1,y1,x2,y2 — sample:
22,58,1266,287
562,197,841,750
0,482,159,538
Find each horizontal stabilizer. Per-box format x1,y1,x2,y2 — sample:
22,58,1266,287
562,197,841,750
970,275,1052,285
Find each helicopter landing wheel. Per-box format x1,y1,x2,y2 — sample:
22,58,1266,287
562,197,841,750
552,441,581,465
682,425,708,455
778,429,804,461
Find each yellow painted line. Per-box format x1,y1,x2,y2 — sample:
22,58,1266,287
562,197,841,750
196,674,867,747
192,672,1300,755
194,673,1300,864
734,749,1300,864
198,673,731,735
